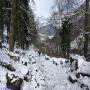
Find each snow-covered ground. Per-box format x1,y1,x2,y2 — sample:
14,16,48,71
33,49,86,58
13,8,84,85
0,43,90,90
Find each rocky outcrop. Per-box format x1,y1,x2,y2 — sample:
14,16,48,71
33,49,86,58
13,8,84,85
8,53,20,61
0,61,15,71
6,73,23,90
70,57,78,71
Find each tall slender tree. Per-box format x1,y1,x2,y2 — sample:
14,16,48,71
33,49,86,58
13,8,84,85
3,0,11,43
17,0,30,49
9,0,19,51
61,17,71,59
84,0,89,58
18,0,37,49
9,0,37,51
0,0,4,48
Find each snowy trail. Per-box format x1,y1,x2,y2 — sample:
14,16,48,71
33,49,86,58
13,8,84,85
31,55,71,90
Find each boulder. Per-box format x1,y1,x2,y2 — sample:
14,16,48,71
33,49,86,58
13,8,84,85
6,73,23,90
70,57,78,71
0,62,15,71
8,53,20,61
68,76,77,84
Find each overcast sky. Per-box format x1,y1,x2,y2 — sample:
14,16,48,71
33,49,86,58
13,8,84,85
34,0,53,18
34,0,85,23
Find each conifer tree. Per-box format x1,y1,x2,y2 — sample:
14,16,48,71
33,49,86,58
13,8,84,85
18,0,37,49
60,18,71,59
28,6,37,43
9,0,37,51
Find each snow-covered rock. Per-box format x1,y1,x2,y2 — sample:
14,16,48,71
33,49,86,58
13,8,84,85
0,44,90,90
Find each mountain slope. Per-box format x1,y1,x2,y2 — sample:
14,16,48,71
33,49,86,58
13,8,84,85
0,43,90,90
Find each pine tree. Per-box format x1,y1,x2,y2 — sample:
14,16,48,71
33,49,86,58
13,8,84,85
18,0,37,49
9,0,28,50
28,6,37,43
60,18,71,59
9,0,37,51
15,0,27,49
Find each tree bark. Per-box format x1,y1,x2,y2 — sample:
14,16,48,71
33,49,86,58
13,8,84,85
84,0,89,57
9,0,18,51
0,0,4,48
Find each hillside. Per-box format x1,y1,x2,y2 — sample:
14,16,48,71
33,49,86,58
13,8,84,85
0,43,90,90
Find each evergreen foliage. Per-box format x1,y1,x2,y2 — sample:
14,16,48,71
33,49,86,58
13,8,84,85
9,0,37,50
60,17,72,59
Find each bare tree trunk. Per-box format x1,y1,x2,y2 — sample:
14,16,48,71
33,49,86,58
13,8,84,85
0,0,4,48
55,0,63,56
0,30,3,48
7,23,10,43
84,0,89,57
9,0,17,51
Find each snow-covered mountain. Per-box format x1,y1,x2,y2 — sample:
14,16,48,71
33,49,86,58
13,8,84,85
38,24,57,36
38,24,57,41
